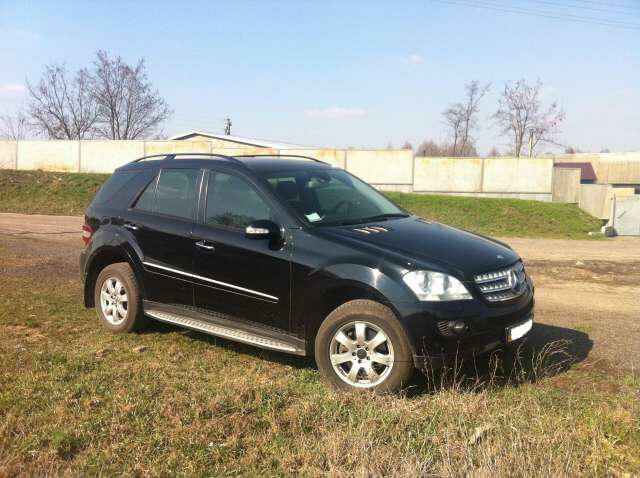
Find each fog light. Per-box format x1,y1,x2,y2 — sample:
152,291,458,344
450,321,469,334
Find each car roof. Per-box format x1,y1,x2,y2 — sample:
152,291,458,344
118,154,333,174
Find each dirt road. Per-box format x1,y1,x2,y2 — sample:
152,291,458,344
1,213,639,370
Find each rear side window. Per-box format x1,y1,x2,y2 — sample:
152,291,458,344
205,172,272,229
133,169,200,220
93,171,139,205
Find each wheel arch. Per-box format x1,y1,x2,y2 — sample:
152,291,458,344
83,245,144,307
302,278,411,355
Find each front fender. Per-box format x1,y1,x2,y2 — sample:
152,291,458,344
320,263,414,304
293,260,419,350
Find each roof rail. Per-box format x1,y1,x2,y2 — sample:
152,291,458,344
233,153,330,165
131,152,247,167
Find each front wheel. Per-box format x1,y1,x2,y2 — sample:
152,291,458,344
315,300,414,393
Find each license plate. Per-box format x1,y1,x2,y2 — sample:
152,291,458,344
506,317,533,342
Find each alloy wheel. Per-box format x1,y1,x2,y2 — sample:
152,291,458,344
329,321,394,388
100,277,129,325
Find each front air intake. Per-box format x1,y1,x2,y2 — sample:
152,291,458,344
352,226,389,234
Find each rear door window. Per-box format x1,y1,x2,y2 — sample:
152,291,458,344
155,169,200,220
133,168,200,220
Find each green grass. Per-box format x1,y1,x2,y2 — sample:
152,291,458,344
0,169,602,238
1,274,638,476
386,191,603,239
0,169,108,216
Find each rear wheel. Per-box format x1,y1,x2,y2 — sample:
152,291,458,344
94,262,146,333
315,300,414,393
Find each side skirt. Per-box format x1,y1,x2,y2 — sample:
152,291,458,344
143,301,307,356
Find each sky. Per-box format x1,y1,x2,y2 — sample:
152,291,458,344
0,0,639,154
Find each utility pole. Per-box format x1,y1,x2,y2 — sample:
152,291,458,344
224,118,232,136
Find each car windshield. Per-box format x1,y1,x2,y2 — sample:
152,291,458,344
261,168,408,226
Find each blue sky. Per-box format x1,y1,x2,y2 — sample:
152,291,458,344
1,0,638,153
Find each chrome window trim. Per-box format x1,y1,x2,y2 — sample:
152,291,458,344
142,260,278,302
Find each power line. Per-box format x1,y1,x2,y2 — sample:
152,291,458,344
525,0,640,17
432,0,640,29
570,0,640,12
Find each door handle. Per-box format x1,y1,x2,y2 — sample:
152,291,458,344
123,223,139,231
195,240,215,252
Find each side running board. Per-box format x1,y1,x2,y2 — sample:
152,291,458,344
143,301,307,356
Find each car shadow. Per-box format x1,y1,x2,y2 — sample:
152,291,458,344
140,320,593,396
405,322,594,397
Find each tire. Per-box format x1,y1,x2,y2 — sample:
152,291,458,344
94,262,146,333
315,299,414,393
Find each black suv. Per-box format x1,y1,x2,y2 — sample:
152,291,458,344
80,153,534,392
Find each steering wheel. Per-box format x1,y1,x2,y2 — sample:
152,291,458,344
327,199,353,216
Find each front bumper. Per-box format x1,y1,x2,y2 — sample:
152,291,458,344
396,279,535,371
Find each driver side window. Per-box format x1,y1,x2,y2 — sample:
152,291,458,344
205,171,273,230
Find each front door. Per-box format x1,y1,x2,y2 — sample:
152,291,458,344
127,167,202,306
192,169,291,331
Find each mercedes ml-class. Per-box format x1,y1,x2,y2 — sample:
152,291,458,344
80,153,534,392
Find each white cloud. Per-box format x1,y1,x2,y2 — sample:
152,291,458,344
407,54,424,65
616,87,634,98
0,83,28,94
305,107,366,119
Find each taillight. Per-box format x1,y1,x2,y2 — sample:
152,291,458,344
82,221,93,246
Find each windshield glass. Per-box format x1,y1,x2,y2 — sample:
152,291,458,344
261,168,408,226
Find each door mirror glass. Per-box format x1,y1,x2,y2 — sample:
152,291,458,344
245,220,280,240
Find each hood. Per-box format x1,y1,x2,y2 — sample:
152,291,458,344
320,216,519,278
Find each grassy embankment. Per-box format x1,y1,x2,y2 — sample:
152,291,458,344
0,169,602,238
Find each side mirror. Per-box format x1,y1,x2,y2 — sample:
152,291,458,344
245,220,281,240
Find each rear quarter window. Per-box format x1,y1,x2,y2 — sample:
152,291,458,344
92,171,140,205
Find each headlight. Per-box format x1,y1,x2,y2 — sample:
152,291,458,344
402,271,472,301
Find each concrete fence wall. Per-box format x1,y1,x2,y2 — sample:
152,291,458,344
412,156,554,201
552,168,581,203
551,152,640,185
0,140,555,200
3,140,639,211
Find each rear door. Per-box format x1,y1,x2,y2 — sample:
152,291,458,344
126,167,203,306
191,168,292,331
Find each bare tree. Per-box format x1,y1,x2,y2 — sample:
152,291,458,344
487,146,501,157
442,80,490,156
527,102,565,157
493,79,564,158
0,110,32,140
27,64,98,139
87,51,172,139
416,139,447,157
401,141,413,150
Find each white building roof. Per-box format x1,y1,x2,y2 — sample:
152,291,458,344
169,131,311,149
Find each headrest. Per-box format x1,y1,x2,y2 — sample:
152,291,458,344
276,181,298,201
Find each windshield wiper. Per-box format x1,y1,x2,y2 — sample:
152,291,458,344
357,213,409,223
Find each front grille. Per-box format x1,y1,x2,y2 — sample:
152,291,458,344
473,262,527,302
